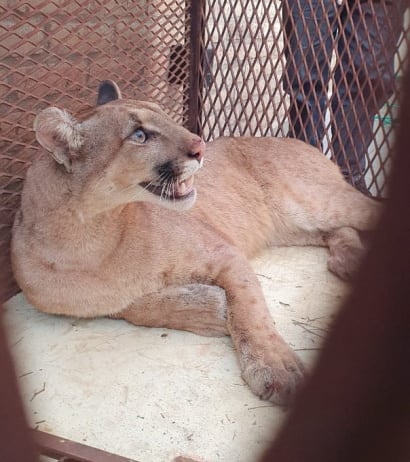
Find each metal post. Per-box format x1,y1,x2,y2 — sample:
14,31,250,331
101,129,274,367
185,0,205,135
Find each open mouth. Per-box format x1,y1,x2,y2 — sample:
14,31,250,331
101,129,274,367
139,175,195,201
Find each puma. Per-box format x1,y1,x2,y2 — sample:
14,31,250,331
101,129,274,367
11,80,381,405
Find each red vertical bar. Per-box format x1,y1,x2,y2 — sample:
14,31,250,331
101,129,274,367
185,0,205,135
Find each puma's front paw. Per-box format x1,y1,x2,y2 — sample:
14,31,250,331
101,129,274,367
239,337,305,405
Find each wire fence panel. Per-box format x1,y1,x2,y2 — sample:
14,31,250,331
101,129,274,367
0,0,190,301
199,0,409,196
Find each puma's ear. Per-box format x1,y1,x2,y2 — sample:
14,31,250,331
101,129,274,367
34,107,83,173
96,80,122,106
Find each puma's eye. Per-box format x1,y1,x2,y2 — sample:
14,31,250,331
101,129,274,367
131,128,147,143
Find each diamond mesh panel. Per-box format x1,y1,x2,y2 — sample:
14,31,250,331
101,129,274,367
200,0,409,197
0,0,190,301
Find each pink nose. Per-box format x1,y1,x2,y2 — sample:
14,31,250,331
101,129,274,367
188,136,205,163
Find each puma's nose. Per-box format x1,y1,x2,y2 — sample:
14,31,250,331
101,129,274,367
187,136,205,163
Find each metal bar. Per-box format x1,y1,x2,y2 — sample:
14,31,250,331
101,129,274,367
32,430,139,462
185,0,206,135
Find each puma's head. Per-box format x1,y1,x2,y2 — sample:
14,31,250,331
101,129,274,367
33,80,205,212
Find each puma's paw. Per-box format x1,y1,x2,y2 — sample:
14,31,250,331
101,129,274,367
239,338,305,405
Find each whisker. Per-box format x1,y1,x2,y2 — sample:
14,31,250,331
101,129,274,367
160,181,167,203
164,179,170,198
167,180,174,201
164,177,174,202
119,178,156,200
156,171,172,203
124,164,189,204
172,180,176,203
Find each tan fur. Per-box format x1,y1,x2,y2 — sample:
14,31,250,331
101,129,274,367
11,82,382,404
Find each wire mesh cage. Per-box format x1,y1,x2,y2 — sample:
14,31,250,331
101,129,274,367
0,0,409,300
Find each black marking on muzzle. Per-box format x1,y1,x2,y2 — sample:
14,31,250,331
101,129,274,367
156,160,180,180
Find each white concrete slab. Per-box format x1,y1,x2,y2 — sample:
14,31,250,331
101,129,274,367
4,246,350,462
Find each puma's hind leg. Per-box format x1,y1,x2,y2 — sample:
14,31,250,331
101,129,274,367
325,226,368,280
111,284,228,337
283,182,382,280
318,189,381,279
